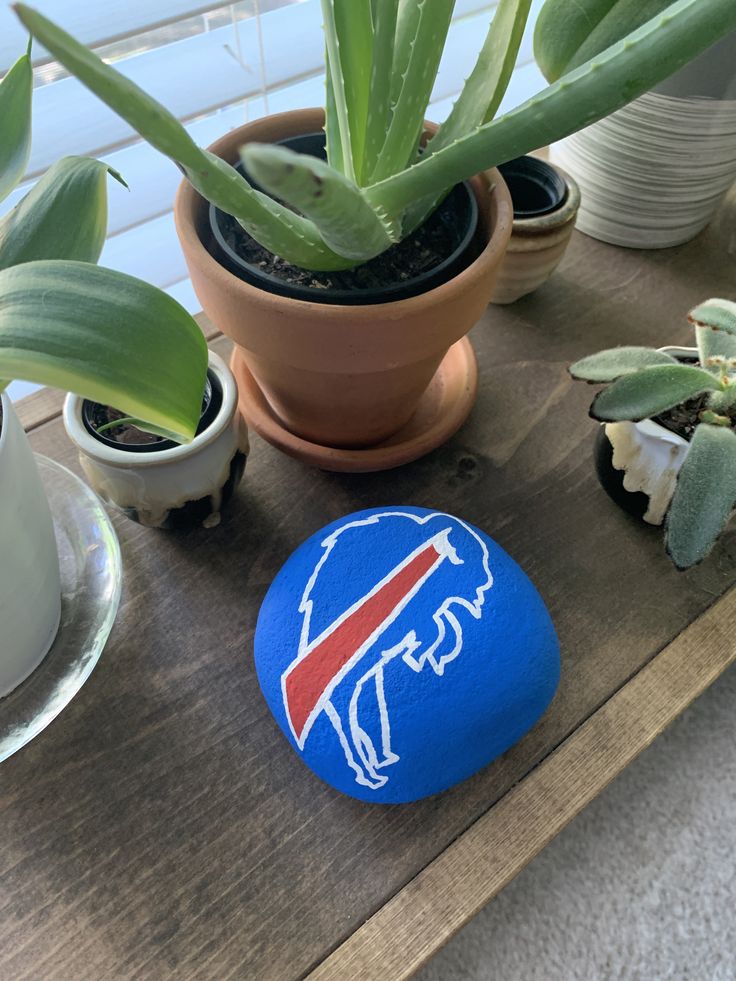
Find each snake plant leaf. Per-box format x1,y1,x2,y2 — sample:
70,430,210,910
534,0,676,82
0,48,33,204
240,144,396,261
367,0,736,222
370,0,455,183
362,0,399,180
12,4,349,272
320,0,373,184
590,364,721,421
570,346,678,382
0,156,126,271
665,423,736,569
0,260,208,442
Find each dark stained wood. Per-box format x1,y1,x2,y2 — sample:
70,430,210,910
2,212,735,980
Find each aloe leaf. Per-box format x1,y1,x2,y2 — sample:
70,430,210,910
0,260,208,442
370,0,455,183
241,144,396,262
13,4,349,272
665,423,736,569
324,51,344,174
534,0,676,82
590,364,721,422
362,0,400,180
0,49,33,204
321,0,373,183
570,346,678,382
367,0,736,221
0,156,126,270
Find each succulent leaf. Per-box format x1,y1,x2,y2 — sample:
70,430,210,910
12,3,347,271
534,0,674,82
362,0,400,180
240,144,395,262
0,49,33,204
689,298,736,336
0,156,125,270
367,0,736,221
665,423,736,569
0,260,208,443
569,347,678,382
590,364,721,421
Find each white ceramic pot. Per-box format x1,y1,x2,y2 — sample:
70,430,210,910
552,34,736,249
63,351,249,530
0,392,62,696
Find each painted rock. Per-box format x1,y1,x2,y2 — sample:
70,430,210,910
254,507,560,804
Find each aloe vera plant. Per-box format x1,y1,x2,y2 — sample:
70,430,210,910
571,299,736,569
0,47,207,443
14,0,736,273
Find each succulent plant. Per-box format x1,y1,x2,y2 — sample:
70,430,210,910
0,46,207,443
570,298,736,570
13,0,736,273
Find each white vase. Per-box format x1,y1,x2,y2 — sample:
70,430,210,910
0,392,62,696
552,34,736,249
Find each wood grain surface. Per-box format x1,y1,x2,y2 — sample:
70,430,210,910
2,208,736,981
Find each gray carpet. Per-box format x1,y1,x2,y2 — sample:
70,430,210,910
418,664,736,981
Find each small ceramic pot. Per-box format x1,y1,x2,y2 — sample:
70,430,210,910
0,392,61,696
63,352,249,530
174,108,513,451
490,156,580,305
594,347,695,526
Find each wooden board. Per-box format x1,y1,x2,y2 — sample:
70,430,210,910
2,210,736,980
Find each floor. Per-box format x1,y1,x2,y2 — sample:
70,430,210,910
419,663,736,981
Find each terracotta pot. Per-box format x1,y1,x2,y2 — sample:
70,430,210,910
490,157,580,305
175,108,513,449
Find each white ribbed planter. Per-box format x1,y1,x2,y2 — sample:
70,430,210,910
552,34,736,249
0,393,61,697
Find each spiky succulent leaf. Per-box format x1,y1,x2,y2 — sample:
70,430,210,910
12,3,349,271
241,144,396,261
590,364,721,422
0,48,33,204
367,0,736,222
370,0,455,183
362,0,399,180
0,260,208,442
665,423,736,569
570,346,678,382
0,156,126,270
320,0,373,183
324,51,344,174
534,0,676,82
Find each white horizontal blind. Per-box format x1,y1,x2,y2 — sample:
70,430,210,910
3,0,545,401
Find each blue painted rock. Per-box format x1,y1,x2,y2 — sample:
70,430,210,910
254,507,560,804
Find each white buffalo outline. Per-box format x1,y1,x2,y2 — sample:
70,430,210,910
281,511,494,789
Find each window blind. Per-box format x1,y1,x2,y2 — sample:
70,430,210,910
3,0,544,400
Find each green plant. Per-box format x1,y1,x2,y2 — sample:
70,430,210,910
570,298,736,570
0,47,207,443
14,0,736,273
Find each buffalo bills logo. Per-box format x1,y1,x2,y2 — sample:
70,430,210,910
280,511,493,790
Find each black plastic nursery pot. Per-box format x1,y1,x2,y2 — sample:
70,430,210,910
82,370,221,453
207,132,481,305
497,156,568,219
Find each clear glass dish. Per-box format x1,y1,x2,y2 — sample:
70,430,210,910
0,455,122,762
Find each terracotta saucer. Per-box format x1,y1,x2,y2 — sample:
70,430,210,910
230,338,478,473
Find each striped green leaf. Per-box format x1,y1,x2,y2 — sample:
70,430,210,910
0,260,208,442
0,156,126,270
0,48,33,203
